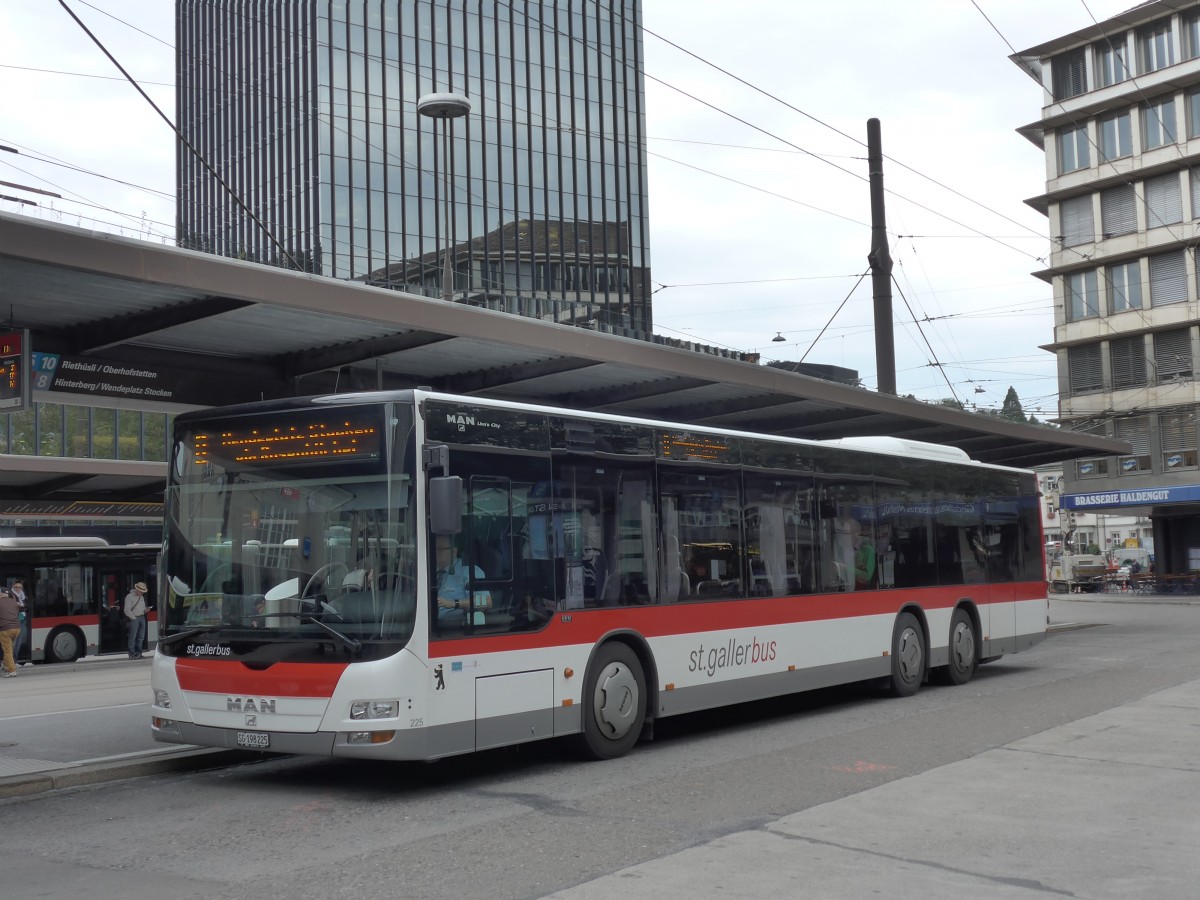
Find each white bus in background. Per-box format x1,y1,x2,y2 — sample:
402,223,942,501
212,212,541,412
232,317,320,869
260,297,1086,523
0,537,159,663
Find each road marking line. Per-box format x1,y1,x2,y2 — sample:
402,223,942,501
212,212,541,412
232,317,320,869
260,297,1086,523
0,702,146,721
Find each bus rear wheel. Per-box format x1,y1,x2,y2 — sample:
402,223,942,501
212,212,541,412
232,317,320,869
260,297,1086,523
940,607,977,686
889,612,925,697
46,627,84,663
578,642,646,760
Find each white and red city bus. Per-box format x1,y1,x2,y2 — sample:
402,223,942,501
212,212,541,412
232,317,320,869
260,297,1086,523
0,536,159,663
151,390,1047,760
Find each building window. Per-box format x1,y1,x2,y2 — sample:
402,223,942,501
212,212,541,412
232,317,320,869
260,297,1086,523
1052,47,1088,100
1057,124,1090,173
1145,172,1183,228
1096,37,1129,86
1100,183,1137,236
1099,110,1132,160
1110,335,1147,388
1108,260,1143,313
1160,408,1198,470
1187,12,1200,60
1060,195,1094,246
1149,250,1187,306
1076,457,1110,479
1139,20,1175,74
1068,343,1104,394
1143,96,1177,149
1114,416,1151,474
1066,269,1100,320
1155,328,1193,383
1188,89,1200,138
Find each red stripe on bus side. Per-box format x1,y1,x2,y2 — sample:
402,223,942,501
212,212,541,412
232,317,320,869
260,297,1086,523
175,659,348,696
28,616,93,630
428,581,1046,658
28,612,156,628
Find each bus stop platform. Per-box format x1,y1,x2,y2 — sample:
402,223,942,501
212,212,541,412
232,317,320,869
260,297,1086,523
0,651,249,799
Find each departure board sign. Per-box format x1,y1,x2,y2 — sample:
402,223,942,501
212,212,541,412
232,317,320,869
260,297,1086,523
0,329,31,413
659,430,736,463
192,410,383,468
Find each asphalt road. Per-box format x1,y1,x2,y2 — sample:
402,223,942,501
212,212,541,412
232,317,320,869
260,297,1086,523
2,597,1199,899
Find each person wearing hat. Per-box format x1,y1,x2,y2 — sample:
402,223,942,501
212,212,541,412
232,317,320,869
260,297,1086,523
0,589,20,676
124,581,149,659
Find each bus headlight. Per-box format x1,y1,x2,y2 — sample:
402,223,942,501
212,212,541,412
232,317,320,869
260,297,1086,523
154,689,171,709
350,700,399,720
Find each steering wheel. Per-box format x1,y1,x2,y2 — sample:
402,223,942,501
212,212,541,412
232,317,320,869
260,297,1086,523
300,563,347,602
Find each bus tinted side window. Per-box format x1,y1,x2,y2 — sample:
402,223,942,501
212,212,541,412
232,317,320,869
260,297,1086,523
657,467,743,601
876,458,939,590
551,459,656,610
743,474,816,596
433,449,552,637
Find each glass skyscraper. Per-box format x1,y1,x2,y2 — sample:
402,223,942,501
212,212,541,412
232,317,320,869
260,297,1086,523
176,1,652,334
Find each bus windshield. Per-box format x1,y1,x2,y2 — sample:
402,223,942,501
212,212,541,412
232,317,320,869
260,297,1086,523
159,402,417,662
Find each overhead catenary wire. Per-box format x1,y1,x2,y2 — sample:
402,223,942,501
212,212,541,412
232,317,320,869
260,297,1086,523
9,1,1066,407
56,0,301,269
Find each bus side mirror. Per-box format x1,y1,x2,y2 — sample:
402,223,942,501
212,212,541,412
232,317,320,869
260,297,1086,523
429,476,463,535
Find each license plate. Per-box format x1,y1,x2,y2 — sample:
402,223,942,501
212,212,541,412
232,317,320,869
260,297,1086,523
236,731,270,749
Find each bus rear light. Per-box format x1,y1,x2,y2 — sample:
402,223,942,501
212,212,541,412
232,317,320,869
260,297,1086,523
347,730,395,745
350,700,399,720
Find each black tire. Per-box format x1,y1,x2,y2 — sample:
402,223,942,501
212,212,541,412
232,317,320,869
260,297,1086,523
889,611,925,697
940,607,977,686
577,642,646,760
46,627,83,663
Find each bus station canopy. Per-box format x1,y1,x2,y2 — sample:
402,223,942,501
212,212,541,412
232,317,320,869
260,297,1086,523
0,212,1127,505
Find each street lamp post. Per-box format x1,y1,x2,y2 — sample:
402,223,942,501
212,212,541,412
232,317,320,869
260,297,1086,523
417,92,471,302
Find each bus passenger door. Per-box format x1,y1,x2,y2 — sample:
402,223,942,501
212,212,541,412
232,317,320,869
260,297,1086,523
98,569,126,654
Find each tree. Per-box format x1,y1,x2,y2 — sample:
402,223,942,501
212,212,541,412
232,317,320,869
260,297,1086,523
999,387,1027,424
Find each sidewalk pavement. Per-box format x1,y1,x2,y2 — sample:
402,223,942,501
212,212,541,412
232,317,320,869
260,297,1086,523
549,675,1200,899
0,651,249,800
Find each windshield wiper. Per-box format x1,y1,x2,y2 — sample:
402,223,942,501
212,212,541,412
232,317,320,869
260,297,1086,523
300,614,362,654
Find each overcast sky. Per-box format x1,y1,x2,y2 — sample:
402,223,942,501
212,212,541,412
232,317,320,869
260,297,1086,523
0,0,1137,416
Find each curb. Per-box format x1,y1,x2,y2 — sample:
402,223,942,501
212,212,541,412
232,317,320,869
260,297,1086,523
1049,592,1200,606
0,747,257,800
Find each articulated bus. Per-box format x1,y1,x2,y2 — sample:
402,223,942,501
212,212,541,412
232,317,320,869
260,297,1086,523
0,537,158,663
150,390,1047,760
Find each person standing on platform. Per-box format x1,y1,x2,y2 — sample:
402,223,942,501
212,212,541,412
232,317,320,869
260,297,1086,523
0,589,20,676
10,579,29,666
124,581,149,659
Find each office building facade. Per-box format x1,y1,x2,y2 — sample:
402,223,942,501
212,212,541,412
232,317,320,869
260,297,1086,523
1015,1,1200,571
176,0,652,333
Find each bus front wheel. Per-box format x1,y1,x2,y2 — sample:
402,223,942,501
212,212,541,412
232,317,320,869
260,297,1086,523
889,612,925,697
578,642,646,760
46,627,84,663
